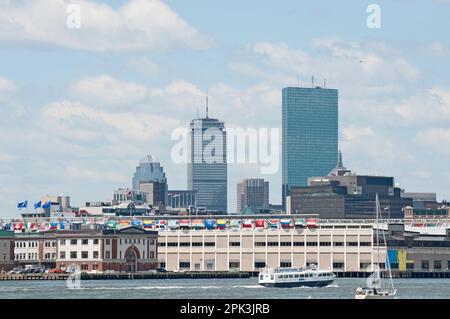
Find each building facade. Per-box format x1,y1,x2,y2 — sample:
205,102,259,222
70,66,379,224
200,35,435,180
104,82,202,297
0,230,14,272
237,179,269,214
168,190,197,209
188,112,227,213
282,86,338,209
13,232,57,269
132,155,167,191
158,223,380,272
138,181,167,207
56,227,158,272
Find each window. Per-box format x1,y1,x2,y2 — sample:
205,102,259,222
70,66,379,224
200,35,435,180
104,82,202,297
45,241,51,248
179,262,190,269
390,263,399,269
229,262,240,269
333,242,344,246
204,242,215,247
180,242,190,247
255,242,266,247
306,242,318,246
230,242,240,247
93,251,99,259
293,242,304,246
52,242,56,247
434,260,442,270
333,262,344,269
150,252,155,259
70,239,77,245
421,260,429,270
268,242,279,246
60,239,66,246
254,262,266,268
81,251,88,259
280,242,291,247
347,242,359,247
192,242,202,247
93,264,99,270
280,262,292,267
159,243,166,247
93,239,99,245
44,253,50,259
160,262,166,268
406,262,415,270
82,239,89,245
105,251,111,259
150,239,155,245
70,251,77,259
105,239,110,245
167,242,178,247
360,242,371,246
319,242,331,246
81,265,88,271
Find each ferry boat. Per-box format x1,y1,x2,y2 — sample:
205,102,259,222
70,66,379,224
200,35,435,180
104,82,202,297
258,265,336,288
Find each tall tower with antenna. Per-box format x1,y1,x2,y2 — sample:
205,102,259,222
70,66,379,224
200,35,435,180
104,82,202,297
188,92,227,213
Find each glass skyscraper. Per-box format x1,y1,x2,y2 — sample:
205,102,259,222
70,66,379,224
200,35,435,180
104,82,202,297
132,155,167,190
282,86,338,209
188,113,227,213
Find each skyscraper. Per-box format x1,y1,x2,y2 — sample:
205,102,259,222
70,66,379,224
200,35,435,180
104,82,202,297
132,156,168,205
237,179,269,214
188,106,227,213
282,86,338,209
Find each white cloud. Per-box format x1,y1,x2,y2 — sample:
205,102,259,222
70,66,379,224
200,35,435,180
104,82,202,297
71,75,148,105
393,88,450,125
342,125,375,141
126,57,159,75
40,100,181,142
0,76,17,94
0,0,211,52
66,164,129,183
415,128,450,155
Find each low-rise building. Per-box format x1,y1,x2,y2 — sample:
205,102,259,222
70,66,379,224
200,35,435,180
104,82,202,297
158,222,380,272
0,230,14,272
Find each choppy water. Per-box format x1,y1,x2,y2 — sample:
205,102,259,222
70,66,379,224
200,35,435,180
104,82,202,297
0,278,449,299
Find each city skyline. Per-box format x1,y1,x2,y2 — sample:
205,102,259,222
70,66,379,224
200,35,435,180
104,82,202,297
1,0,450,216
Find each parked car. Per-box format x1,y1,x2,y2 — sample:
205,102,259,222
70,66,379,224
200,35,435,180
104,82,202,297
156,267,166,273
48,268,66,274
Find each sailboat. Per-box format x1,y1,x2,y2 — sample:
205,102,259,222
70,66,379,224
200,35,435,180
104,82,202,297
354,194,397,299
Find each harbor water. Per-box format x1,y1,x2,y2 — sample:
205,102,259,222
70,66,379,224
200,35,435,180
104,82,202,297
0,278,449,299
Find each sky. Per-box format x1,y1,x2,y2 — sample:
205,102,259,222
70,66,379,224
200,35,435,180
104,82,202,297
0,0,450,217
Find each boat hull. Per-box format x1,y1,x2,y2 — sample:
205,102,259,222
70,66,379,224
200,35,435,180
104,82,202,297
260,279,334,288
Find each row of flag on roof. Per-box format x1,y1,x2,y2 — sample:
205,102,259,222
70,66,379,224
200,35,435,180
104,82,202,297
1,218,319,233
17,200,51,210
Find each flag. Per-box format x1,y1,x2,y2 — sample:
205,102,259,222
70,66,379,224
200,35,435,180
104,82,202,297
42,201,51,209
34,201,42,209
17,201,28,209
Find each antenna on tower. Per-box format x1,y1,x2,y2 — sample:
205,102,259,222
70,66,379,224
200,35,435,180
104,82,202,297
311,75,314,88
324,78,327,88
205,90,209,119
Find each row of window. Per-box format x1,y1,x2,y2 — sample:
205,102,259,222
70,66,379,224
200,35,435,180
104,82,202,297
60,251,99,259
159,241,371,247
60,239,99,246
15,253,38,260
15,241,38,248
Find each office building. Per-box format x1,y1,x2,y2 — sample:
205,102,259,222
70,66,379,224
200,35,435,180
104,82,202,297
168,190,197,209
237,179,269,214
287,156,412,218
113,188,147,205
188,106,227,213
282,86,338,209
0,230,14,272
132,156,167,190
401,191,438,209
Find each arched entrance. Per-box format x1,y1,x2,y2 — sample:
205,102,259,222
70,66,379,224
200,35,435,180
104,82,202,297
125,247,138,273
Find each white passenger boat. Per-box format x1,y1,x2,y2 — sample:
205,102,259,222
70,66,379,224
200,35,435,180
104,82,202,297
258,265,336,288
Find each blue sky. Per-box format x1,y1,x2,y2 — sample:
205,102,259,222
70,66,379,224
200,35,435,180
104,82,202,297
0,0,450,217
